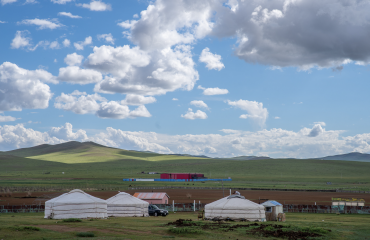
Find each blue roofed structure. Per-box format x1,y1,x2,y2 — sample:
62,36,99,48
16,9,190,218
260,200,284,221
261,200,282,207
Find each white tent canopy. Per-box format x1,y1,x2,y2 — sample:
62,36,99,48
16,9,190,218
107,192,149,217
44,189,107,219
205,195,265,221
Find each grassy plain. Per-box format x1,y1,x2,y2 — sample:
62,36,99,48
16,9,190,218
1,142,370,191
0,212,369,240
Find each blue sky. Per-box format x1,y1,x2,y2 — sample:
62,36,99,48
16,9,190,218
1,0,370,158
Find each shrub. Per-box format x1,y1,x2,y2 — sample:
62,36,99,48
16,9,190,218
63,218,82,222
12,226,40,231
301,226,329,235
76,232,95,237
263,226,276,231
169,227,203,234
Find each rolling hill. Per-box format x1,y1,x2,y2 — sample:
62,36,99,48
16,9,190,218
315,152,370,162
1,141,370,191
0,141,206,164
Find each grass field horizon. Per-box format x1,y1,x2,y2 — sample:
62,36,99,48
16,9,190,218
1,141,370,192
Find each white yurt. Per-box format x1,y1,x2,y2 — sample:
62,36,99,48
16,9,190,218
205,195,265,221
44,189,107,219
106,192,149,217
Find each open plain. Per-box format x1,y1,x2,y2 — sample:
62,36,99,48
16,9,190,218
2,189,370,206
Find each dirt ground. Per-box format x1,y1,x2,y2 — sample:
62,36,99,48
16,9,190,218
1,189,369,206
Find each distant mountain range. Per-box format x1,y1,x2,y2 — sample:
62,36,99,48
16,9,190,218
313,152,370,162
226,152,370,162
1,141,370,162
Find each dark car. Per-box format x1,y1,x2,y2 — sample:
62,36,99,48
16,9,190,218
148,204,168,217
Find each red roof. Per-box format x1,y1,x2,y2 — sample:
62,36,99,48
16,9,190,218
133,192,169,199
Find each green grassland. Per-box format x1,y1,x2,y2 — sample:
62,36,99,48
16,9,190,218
1,142,370,191
0,212,369,240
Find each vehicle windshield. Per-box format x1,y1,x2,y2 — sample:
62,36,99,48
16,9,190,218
151,205,159,210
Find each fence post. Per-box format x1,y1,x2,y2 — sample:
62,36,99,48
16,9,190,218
194,200,195,212
173,200,174,212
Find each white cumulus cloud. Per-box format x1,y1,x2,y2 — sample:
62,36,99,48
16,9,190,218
18,18,63,30
0,115,17,122
1,0,17,5
227,99,268,128
121,94,156,106
48,122,88,141
0,62,56,111
198,85,229,95
97,102,151,119
11,31,31,49
55,92,152,119
126,0,215,51
74,36,92,50
58,66,102,84
51,0,72,4
88,45,198,96
64,53,84,66
212,0,370,69
77,0,111,11
199,47,225,71
190,100,208,109
308,124,324,137
54,92,106,114
181,108,207,120
91,127,171,153
3,122,370,158
58,12,82,18
24,0,38,4
63,39,71,47
97,33,114,44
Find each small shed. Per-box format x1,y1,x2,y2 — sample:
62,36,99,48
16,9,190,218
332,198,365,206
261,200,283,221
133,192,170,204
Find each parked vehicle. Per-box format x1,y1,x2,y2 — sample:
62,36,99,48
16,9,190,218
148,204,168,217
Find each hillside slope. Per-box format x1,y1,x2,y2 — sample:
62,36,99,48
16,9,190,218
0,141,207,164
316,152,370,162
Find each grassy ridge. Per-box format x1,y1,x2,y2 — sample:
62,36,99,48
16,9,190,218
0,142,370,191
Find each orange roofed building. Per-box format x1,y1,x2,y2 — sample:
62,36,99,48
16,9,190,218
133,192,170,204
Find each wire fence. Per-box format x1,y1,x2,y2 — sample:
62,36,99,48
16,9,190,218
0,204,45,213
128,186,370,194
283,204,370,214
1,186,369,194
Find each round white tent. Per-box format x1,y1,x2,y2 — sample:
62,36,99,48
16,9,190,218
44,189,107,219
106,192,149,217
205,195,265,221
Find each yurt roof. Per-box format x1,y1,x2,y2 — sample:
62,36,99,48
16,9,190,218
45,189,106,204
206,195,264,210
261,200,282,207
107,192,149,205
